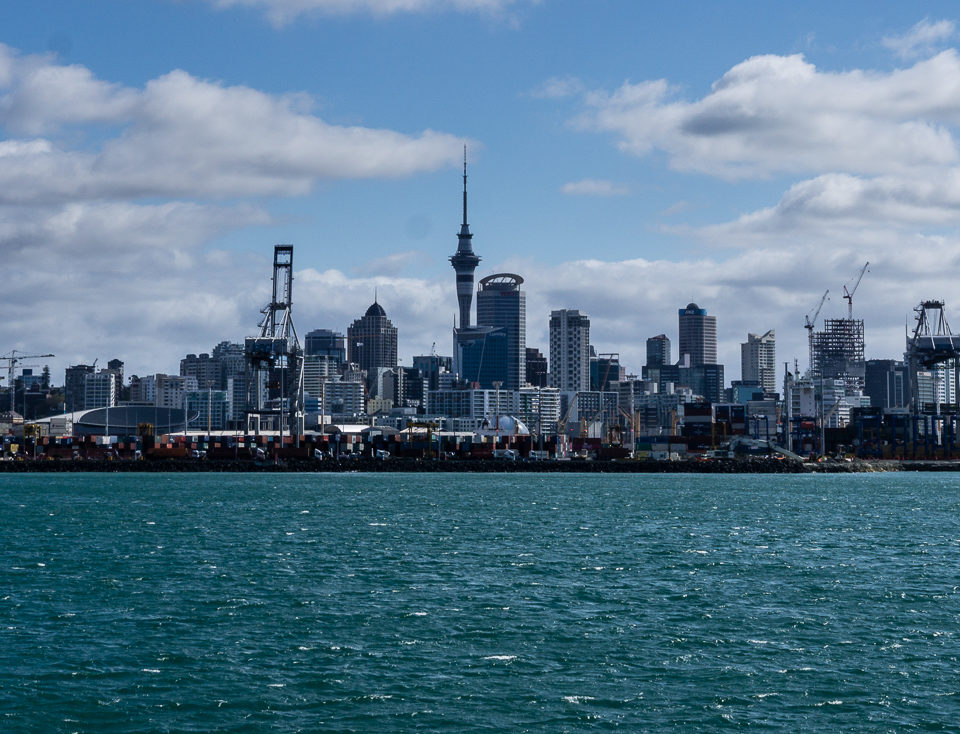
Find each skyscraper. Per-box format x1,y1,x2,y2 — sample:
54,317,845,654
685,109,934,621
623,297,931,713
347,301,398,391
646,334,671,368
476,273,526,390
449,149,480,328
741,330,776,394
549,309,590,391
525,347,548,387
678,303,717,367
304,329,347,365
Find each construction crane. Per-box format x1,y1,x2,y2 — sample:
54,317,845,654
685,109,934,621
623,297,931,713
804,290,829,374
843,261,870,319
0,350,55,413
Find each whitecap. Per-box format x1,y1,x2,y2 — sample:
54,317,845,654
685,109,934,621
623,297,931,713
484,655,517,661
142,668,160,674
267,683,285,688
563,695,595,704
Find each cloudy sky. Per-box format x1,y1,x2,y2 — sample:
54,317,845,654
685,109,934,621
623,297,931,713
3,1,960,383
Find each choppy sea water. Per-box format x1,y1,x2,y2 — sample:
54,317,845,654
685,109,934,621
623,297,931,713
1,472,959,732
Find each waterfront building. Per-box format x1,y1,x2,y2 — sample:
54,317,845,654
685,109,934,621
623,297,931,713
549,309,590,392
304,378,365,417
347,300,398,390
515,387,561,435
678,303,717,367
741,330,776,394
476,273,526,391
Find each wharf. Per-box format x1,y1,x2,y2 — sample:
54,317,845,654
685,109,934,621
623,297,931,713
0,457,938,473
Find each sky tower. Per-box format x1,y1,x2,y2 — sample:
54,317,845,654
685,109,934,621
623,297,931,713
450,147,481,328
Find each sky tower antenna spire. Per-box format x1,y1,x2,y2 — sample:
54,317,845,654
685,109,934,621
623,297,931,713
462,145,468,228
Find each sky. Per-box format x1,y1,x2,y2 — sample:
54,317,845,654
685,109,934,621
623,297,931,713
2,1,960,384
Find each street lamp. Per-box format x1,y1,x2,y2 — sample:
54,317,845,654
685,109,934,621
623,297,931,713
492,381,502,448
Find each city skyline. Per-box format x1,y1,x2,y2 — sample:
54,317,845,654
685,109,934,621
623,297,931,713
3,3,960,379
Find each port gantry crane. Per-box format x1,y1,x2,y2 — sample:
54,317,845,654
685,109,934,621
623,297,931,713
843,261,870,320
0,350,55,413
804,290,829,375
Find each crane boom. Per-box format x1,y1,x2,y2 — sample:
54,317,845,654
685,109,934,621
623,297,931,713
843,261,870,319
804,290,829,374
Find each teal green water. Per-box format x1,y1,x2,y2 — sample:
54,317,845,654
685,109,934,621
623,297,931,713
1,472,959,732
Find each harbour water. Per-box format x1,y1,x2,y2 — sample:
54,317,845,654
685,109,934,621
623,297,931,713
2,472,958,731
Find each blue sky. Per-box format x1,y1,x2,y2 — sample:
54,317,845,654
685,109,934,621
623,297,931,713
2,1,960,381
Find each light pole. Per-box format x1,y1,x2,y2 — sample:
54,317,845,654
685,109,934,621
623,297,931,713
492,381,502,448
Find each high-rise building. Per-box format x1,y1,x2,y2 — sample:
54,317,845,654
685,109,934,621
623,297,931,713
83,370,118,409
185,389,229,431
413,354,453,392
212,341,246,386
678,303,717,367
454,326,509,388
181,352,220,389
864,359,908,411
741,330,776,394
449,150,481,329
813,318,865,390
646,334,671,368
347,301,398,390
549,309,590,392
476,273,526,391
304,329,347,365
591,351,624,392
65,364,96,413
156,374,198,410
525,347,548,387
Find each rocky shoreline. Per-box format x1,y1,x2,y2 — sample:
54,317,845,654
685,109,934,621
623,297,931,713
0,457,954,473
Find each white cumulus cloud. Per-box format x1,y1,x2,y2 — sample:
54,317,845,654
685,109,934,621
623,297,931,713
561,179,629,196
578,51,960,180
203,0,530,25
883,18,956,59
0,44,468,378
